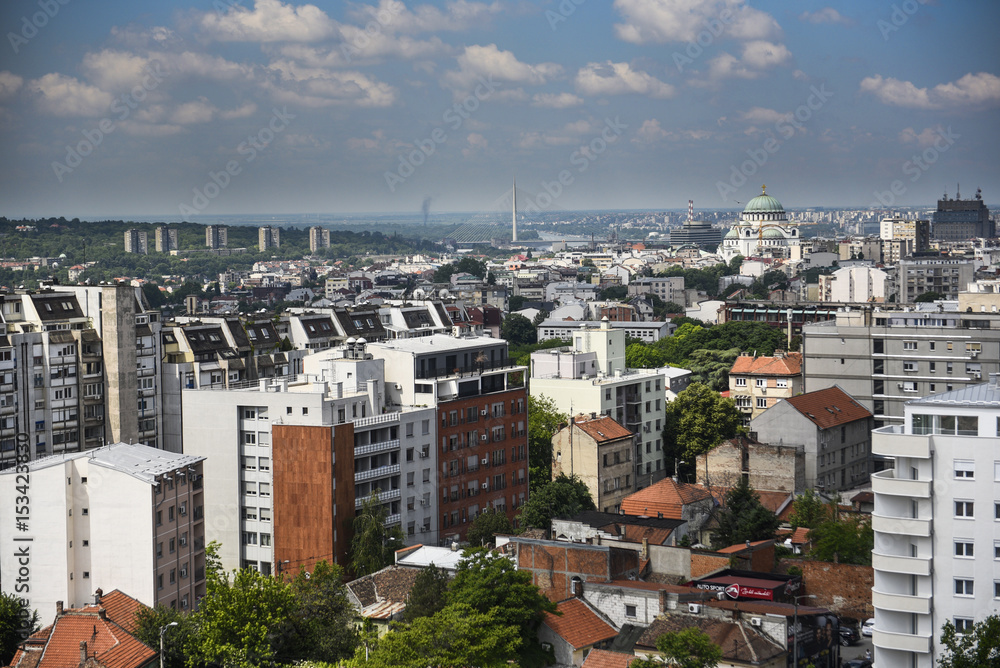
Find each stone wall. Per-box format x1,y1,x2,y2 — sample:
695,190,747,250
777,558,874,620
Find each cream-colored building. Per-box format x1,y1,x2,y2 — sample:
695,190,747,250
552,414,635,513
728,351,803,424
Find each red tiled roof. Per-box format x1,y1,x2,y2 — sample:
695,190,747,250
96,590,146,634
582,649,636,668
782,386,872,430
696,485,793,517
729,352,802,377
542,599,618,650
571,415,633,443
716,539,773,554
621,478,713,519
10,604,156,668
636,615,784,664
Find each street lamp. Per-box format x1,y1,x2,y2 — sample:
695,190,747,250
792,594,817,667
159,622,178,668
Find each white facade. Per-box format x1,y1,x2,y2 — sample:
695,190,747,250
720,187,801,262
870,376,1000,667
0,443,205,621
827,266,889,303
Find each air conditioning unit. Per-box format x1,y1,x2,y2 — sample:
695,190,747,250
688,603,701,614
420,527,428,533
419,451,428,458
481,482,489,490
897,383,903,389
970,350,979,358
750,617,762,627
481,434,488,441
481,458,489,466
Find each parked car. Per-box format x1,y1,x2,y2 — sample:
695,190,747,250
861,618,875,637
839,625,859,646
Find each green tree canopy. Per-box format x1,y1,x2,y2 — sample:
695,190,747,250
351,489,406,577
467,507,515,547
527,395,567,492
914,290,945,303
630,626,722,668
788,489,829,530
809,498,874,565
712,477,780,549
664,382,743,471
403,564,450,622
501,313,537,346
284,561,359,663
0,592,39,666
518,473,595,531
132,605,192,668
938,614,1000,668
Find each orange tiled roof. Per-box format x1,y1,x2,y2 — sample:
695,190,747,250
621,477,713,519
96,590,146,634
542,598,618,650
572,415,633,443
696,484,793,517
10,604,156,668
716,539,774,554
782,386,872,430
582,649,636,668
729,351,802,377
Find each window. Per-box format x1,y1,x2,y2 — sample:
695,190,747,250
259,482,270,497
955,618,974,633
903,362,917,372
260,533,271,547
81,508,89,516
903,341,917,350
954,579,974,596
259,508,271,522
625,605,637,618
902,381,917,392
169,538,175,553
955,500,974,518
755,378,766,387
995,581,1000,600
954,460,974,479
756,397,767,409
734,377,746,387
244,507,257,521
776,378,788,388
243,532,257,545
955,541,974,558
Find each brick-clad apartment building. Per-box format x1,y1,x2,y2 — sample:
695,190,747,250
369,335,529,542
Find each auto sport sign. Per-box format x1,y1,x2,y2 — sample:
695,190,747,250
724,583,774,601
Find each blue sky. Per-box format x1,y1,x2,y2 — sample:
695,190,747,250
0,0,998,218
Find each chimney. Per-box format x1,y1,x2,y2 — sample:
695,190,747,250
451,541,458,552
98,608,107,621
79,641,88,665
989,372,999,389
56,601,64,617
94,589,103,605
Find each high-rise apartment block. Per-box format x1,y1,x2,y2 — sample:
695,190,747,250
123,229,148,254
155,226,179,253
896,257,974,303
931,188,994,240
0,443,206,615
870,376,1000,667
879,217,929,255
205,225,228,249
309,226,331,252
258,226,280,251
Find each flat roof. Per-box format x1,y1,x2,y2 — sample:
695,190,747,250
4,443,204,483
368,334,505,355
395,545,467,570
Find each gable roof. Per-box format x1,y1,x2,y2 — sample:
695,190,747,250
729,351,802,377
94,590,146,634
346,565,423,612
571,415,633,443
620,477,714,519
636,615,784,665
782,386,872,430
542,598,618,651
581,649,636,668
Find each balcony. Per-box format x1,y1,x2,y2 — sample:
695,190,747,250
873,629,931,654
353,412,400,428
872,552,931,576
872,428,931,459
872,513,932,537
872,589,931,614
355,439,399,457
385,513,401,525
355,463,400,483
871,470,932,498
356,488,401,508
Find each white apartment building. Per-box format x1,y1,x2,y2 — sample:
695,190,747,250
182,342,437,573
870,375,1000,667
530,319,669,490
0,443,206,619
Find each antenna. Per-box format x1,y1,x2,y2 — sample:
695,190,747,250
511,176,518,243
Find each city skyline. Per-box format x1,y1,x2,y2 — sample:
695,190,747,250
0,0,998,217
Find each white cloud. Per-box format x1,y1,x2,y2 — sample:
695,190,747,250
575,61,674,98
899,127,945,147
346,129,408,153
613,0,781,44
0,71,24,100
29,74,113,117
860,72,1000,109
443,44,561,91
199,0,336,42
739,107,786,124
740,41,791,69
170,98,216,124
82,50,153,92
531,92,584,108
798,8,854,26
704,52,753,80
462,132,488,157
268,61,397,107
349,0,502,34
220,102,258,120
155,51,255,82
698,41,789,82
635,119,668,142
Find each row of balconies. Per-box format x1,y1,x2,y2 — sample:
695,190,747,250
354,439,399,457
354,463,400,483
355,487,400,508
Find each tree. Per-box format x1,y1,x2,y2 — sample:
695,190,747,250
0,592,39,666
284,561,359,663
626,341,667,369
664,382,743,469
501,312,536,346
532,309,549,328
508,295,526,312
467,507,515,547
353,604,521,668
629,627,722,668
938,614,1000,668
598,285,628,301
350,489,406,577
712,477,780,549
403,564,450,622
527,395,567,492
914,290,945,303
809,498,874,565
518,473,596,531
132,605,192,668
788,489,829,529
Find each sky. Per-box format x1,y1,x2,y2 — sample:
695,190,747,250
0,0,998,218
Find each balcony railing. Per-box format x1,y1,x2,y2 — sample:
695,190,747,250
873,629,931,654
415,359,521,380
355,463,400,483
355,439,399,456
355,487,401,508
872,513,932,537
871,470,932,498
872,552,931,577
872,589,931,615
